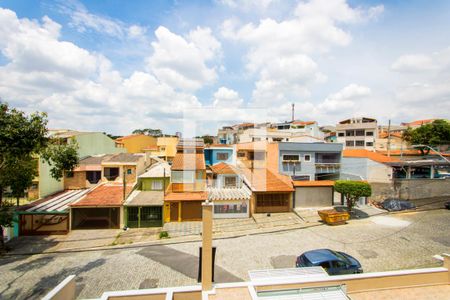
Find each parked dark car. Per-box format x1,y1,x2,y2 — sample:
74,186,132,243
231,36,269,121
445,201,450,210
296,249,363,275
382,199,416,212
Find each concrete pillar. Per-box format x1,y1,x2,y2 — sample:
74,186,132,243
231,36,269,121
443,254,450,283
201,201,213,291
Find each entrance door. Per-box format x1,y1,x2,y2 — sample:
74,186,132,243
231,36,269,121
170,202,179,222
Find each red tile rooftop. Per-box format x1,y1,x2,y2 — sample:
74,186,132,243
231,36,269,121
70,183,133,207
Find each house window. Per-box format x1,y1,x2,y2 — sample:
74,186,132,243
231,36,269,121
171,171,195,183
282,162,300,173
355,140,365,146
304,155,311,162
355,130,365,136
224,176,237,187
346,130,355,136
152,180,163,190
338,132,345,137
346,141,355,147
366,131,374,136
127,168,133,175
237,151,246,158
366,142,374,146
216,152,229,160
214,204,247,214
86,171,101,184
254,151,265,160
282,154,299,161
104,167,120,181
292,175,310,181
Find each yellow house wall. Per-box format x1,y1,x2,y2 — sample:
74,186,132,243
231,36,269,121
120,135,157,153
157,137,179,157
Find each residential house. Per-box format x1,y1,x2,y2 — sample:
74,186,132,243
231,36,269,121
207,162,251,218
236,141,279,171
143,136,179,162
163,139,207,222
341,149,397,183
29,130,125,200
240,168,294,214
336,117,378,150
69,153,147,229
124,160,170,228
375,131,409,152
270,120,324,139
278,142,343,208
115,134,157,153
64,155,111,190
217,122,255,144
204,144,236,166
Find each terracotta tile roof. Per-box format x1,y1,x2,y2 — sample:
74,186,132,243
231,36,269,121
241,168,294,192
401,119,436,126
376,150,450,157
164,191,208,201
343,149,400,163
143,146,159,151
172,153,206,170
293,180,335,187
210,162,238,174
70,183,133,207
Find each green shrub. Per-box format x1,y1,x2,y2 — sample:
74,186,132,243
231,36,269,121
159,231,169,239
334,180,371,212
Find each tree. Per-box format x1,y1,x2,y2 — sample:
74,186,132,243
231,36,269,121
402,120,450,155
0,103,48,250
132,128,163,137
41,142,79,180
334,180,372,212
0,103,79,250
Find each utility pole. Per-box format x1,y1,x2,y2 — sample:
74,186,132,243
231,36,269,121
387,119,391,157
291,103,295,122
123,168,126,201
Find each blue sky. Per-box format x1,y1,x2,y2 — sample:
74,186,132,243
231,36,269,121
0,0,449,135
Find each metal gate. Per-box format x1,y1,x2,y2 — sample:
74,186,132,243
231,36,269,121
127,206,162,228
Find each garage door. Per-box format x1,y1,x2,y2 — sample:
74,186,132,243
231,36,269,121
255,194,290,213
72,207,120,229
181,201,202,221
295,187,333,208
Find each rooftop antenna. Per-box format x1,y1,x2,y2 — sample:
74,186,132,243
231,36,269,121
291,103,295,122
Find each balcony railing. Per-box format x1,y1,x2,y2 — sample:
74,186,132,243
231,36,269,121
315,163,341,173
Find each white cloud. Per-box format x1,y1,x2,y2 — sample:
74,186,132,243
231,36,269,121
213,87,243,107
217,0,277,11
391,48,450,72
58,0,147,40
222,0,382,106
0,8,204,134
147,26,221,91
318,84,371,113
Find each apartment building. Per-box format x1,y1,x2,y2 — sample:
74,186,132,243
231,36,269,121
336,117,378,150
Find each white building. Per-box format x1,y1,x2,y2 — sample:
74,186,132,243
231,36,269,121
336,117,378,150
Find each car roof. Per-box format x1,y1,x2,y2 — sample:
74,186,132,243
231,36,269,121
302,249,341,264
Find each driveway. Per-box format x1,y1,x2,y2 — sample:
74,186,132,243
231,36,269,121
0,209,448,299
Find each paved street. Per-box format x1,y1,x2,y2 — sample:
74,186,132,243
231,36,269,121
0,209,449,299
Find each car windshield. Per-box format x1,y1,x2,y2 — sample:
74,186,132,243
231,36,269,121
333,251,351,264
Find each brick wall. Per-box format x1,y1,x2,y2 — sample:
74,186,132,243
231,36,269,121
64,171,87,189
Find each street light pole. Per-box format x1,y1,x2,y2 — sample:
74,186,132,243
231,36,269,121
410,144,450,163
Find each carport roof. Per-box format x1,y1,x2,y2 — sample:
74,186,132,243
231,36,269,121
125,190,164,206
18,189,91,213
207,186,251,201
164,191,208,201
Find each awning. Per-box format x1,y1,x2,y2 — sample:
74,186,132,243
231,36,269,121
207,186,251,201
20,189,90,213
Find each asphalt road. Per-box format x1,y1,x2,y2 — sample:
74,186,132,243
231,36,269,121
0,209,449,299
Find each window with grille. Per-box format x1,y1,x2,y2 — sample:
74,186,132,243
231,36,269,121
216,152,229,160
214,204,247,214
151,180,163,190
355,140,365,146
283,154,299,161
346,141,354,147
355,130,365,136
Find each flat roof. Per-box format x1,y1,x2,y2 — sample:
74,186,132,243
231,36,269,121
125,190,164,206
279,142,343,152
